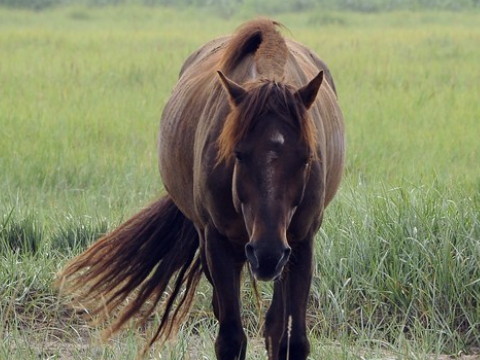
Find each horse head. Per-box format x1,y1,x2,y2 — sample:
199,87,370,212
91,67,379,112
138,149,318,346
217,71,323,281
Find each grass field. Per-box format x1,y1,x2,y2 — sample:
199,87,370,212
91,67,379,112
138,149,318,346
1,5,479,360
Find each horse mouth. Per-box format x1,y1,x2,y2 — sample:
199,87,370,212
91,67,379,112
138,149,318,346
248,263,283,282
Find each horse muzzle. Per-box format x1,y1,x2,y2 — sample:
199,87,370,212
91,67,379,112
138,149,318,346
245,241,291,281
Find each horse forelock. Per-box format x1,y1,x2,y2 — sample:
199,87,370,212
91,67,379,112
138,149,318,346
217,80,317,164
215,18,317,165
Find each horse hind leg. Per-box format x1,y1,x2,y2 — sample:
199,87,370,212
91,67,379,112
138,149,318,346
204,224,247,360
198,231,220,319
264,238,314,360
264,281,286,360
280,239,313,360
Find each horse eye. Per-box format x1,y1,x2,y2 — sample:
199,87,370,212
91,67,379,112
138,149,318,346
234,151,244,162
304,156,313,167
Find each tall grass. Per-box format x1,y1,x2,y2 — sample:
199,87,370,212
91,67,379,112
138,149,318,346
0,6,479,359
315,183,480,351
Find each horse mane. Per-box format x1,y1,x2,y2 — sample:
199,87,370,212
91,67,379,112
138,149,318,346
219,18,288,80
217,81,317,164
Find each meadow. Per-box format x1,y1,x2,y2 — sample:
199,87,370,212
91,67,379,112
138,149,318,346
0,5,479,359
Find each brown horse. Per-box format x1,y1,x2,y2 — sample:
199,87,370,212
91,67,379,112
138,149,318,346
57,19,344,360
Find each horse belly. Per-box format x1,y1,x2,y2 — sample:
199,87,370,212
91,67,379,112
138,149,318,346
158,97,198,221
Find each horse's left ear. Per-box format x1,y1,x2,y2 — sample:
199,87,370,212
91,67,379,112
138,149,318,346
296,71,324,109
217,71,247,106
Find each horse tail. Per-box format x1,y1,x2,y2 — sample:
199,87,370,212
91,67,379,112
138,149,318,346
219,18,287,80
56,195,202,347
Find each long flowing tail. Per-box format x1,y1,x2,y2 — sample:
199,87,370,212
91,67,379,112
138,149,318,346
56,195,202,347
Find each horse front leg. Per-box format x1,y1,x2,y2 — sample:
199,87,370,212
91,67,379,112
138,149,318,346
264,237,314,360
205,224,247,360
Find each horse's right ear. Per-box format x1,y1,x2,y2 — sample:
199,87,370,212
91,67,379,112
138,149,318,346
217,71,247,106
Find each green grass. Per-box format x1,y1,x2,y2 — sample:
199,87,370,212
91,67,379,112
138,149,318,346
1,5,479,359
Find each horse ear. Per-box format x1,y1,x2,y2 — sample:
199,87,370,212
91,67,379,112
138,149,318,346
217,71,247,106
296,71,324,109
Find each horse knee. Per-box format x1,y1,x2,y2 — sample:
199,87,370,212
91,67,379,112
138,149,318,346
215,323,247,360
265,306,278,328
279,335,310,360
264,313,283,349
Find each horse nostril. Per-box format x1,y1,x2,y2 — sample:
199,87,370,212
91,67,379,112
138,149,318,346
245,243,259,269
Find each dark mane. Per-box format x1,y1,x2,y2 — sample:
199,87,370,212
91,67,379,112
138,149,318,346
217,80,317,163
